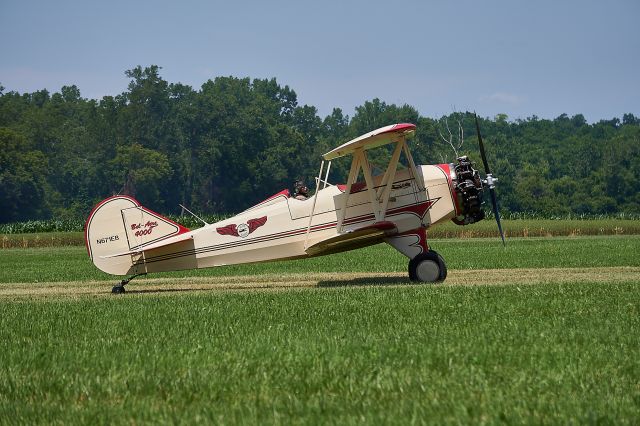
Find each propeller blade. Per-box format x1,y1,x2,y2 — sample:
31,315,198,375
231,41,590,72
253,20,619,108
489,188,506,246
475,112,505,246
474,113,491,174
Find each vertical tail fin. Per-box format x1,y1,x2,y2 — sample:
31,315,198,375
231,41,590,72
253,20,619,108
85,196,190,275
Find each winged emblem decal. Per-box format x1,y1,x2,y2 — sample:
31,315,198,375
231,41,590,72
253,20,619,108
216,216,267,238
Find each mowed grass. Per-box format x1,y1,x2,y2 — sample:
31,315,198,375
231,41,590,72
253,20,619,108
0,235,639,283
1,282,639,424
0,236,639,424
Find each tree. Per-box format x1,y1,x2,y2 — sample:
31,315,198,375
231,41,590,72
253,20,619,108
622,113,639,126
1,65,639,221
0,128,50,221
108,143,172,206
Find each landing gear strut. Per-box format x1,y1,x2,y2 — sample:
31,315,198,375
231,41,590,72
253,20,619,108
111,273,147,294
409,250,447,283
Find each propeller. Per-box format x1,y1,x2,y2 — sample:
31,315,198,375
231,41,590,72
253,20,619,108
474,113,506,246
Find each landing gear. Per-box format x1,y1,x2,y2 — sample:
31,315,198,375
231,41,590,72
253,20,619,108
409,250,447,283
111,273,147,294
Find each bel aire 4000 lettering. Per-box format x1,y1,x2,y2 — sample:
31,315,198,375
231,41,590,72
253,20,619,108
131,220,159,237
134,228,154,237
130,221,158,230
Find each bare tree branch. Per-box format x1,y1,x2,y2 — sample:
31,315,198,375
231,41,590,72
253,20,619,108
436,111,466,161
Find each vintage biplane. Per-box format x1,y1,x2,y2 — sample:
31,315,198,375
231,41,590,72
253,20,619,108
86,116,504,293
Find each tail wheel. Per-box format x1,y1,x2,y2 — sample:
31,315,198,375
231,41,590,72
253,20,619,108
409,250,447,283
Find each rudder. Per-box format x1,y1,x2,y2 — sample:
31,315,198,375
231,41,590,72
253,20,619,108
85,196,189,275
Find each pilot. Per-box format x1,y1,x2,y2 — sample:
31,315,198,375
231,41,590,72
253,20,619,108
293,180,309,200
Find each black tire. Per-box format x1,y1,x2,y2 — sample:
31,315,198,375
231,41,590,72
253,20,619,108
409,250,447,283
111,285,126,294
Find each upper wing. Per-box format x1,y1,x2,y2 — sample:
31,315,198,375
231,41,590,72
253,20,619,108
323,123,415,160
305,221,398,256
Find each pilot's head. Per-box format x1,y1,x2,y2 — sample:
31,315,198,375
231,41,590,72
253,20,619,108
294,180,309,195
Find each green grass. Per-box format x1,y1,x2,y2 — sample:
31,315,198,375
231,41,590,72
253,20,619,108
1,282,638,424
1,236,638,283
1,236,639,424
2,218,639,248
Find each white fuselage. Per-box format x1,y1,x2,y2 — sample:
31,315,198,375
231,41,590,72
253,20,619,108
122,165,457,275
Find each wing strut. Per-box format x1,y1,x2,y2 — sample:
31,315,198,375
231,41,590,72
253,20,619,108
336,134,416,233
322,124,421,235
304,160,325,248
376,139,404,215
323,161,332,189
336,150,362,233
403,140,424,192
358,148,384,223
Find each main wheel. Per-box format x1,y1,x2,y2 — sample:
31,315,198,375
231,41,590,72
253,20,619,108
111,285,126,294
409,251,447,283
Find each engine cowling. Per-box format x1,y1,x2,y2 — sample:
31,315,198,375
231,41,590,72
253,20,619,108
451,156,485,225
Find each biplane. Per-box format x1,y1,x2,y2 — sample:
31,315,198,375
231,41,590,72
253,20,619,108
86,116,504,293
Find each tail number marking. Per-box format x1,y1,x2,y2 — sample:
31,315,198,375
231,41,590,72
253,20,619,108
97,235,119,244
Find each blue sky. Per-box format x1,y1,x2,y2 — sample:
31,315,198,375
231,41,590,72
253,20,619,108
1,0,638,122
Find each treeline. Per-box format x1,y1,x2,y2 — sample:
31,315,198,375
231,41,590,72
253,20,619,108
1,65,638,223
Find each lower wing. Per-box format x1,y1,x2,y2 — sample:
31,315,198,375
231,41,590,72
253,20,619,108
305,221,398,256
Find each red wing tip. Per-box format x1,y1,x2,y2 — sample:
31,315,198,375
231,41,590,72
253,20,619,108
375,123,416,137
390,123,416,132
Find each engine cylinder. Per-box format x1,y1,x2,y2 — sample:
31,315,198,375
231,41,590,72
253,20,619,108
452,156,485,225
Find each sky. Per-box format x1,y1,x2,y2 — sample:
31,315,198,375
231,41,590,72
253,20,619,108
1,0,638,122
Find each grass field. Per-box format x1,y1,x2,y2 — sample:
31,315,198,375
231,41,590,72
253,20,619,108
1,236,639,424
2,236,640,284
2,218,640,249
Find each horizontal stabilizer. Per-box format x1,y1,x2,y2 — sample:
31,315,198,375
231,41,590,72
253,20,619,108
100,233,194,259
306,221,397,256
